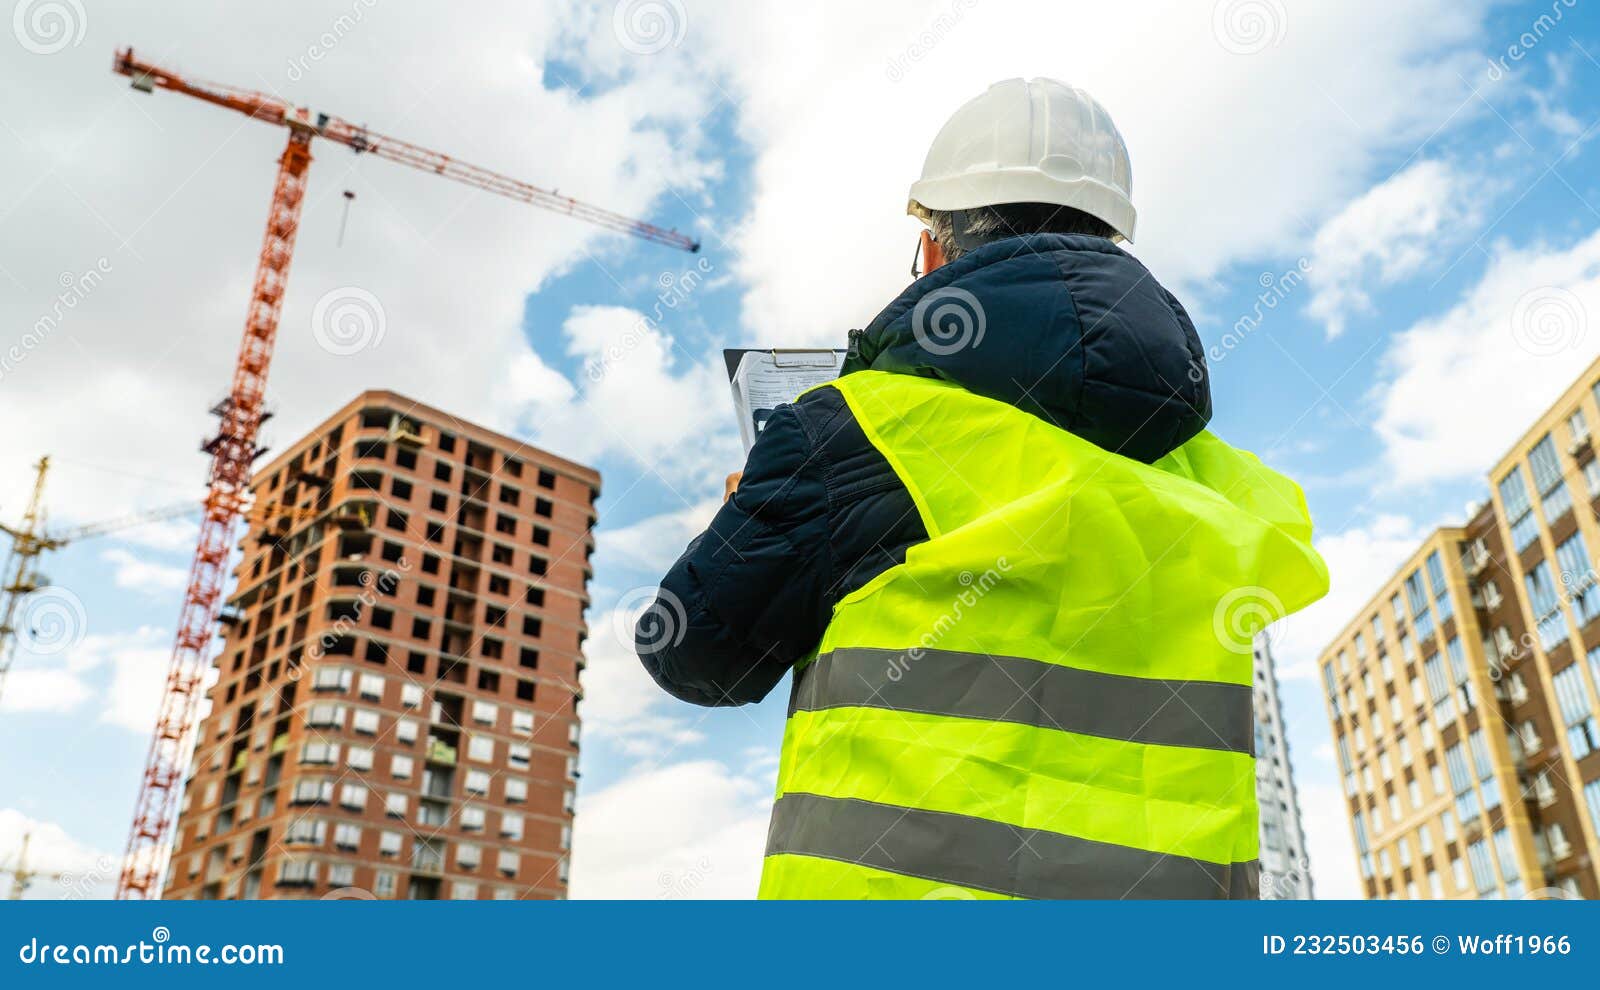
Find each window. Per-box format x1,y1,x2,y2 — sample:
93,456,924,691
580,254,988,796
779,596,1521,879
468,735,495,762
1555,531,1600,627
461,804,486,832
391,754,414,780
1569,407,1589,442
497,849,520,876
285,818,325,845
359,673,385,701
473,700,498,725
504,778,527,803
374,871,397,898
1552,664,1599,758
465,769,491,795
537,469,556,489
347,745,374,771
434,462,453,482
392,478,413,500
301,740,339,765
291,778,333,805
1493,827,1522,898
329,863,355,888
385,792,408,817
352,709,381,735
1467,729,1500,811
312,666,351,692
1525,561,1571,651
508,743,531,769
340,783,369,810
1425,550,1453,622
400,683,424,708
1499,466,1538,551
512,710,534,735
334,822,362,851
532,526,551,547
500,812,524,840
455,843,481,871
499,486,520,507
1404,569,1434,640
395,718,418,744
1585,778,1600,839
1529,434,1572,524
386,509,409,533
535,497,553,518
1466,839,1497,894
277,859,317,886
1444,743,1477,822
380,831,403,856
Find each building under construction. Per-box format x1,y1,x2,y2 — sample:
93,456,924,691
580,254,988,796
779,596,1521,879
160,391,598,899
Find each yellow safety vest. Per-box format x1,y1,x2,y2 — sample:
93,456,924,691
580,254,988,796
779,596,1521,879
758,370,1328,899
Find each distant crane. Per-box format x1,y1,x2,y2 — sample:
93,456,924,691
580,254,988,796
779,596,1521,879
0,455,325,704
0,833,65,900
109,47,700,899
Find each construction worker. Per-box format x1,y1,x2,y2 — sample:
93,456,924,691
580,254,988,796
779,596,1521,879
636,78,1328,899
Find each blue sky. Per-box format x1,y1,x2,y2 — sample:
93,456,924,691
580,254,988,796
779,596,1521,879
3,1,1600,899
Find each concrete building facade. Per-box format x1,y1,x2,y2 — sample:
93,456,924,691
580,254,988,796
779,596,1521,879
162,391,599,899
1317,357,1600,899
1254,633,1314,898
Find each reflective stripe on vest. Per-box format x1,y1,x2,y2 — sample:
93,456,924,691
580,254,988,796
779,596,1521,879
758,370,1328,900
767,792,1260,900
790,646,1255,755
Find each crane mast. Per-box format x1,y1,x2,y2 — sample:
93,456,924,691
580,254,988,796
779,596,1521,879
109,47,698,899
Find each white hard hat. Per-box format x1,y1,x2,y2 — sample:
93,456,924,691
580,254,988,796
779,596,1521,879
908,78,1136,242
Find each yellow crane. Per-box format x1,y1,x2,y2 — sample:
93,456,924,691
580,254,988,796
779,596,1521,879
0,456,319,703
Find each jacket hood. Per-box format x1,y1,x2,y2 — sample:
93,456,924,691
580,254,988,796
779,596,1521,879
843,233,1211,463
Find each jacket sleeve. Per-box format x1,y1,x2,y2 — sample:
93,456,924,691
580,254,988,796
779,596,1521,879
635,401,832,706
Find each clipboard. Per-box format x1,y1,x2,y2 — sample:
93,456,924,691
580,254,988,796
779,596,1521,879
724,348,846,452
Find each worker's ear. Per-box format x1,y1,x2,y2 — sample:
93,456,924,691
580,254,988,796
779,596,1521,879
918,229,946,276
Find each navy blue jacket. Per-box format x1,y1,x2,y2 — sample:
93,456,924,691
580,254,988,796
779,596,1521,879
637,234,1211,706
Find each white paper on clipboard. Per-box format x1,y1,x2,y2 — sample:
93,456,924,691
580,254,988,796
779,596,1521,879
725,348,846,452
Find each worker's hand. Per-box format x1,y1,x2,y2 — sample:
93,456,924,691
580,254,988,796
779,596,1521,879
724,471,743,502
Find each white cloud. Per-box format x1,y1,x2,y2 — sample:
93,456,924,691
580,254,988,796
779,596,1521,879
0,809,120,900
521,304,739,487
1305,160,1480,337
94,627,176,734
0,668,92,715
1374,228,1600,487
552,0,1497,347
101,548,188,595
597,497,720,574
569,757,774,898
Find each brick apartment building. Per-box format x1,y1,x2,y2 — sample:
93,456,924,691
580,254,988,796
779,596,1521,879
162,390,599,899
1317,356,1600,899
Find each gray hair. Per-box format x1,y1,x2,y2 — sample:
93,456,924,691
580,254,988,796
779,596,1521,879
927,202,1116,262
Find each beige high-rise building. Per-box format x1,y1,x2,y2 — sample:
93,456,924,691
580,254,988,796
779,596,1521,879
162,391,599,899
1317,356,1600,900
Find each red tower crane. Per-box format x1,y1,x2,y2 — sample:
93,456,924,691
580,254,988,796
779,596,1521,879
110,47,699,899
